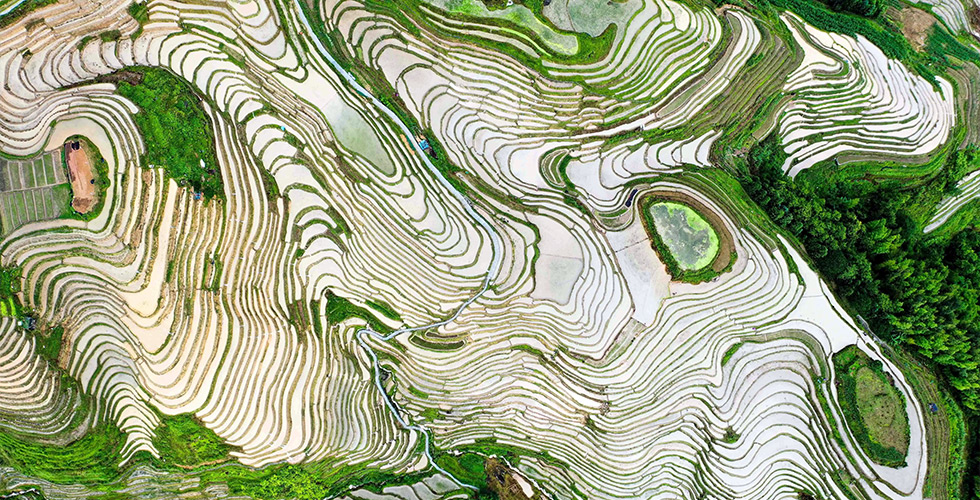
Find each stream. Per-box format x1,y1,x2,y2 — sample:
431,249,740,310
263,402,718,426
292,0,505,490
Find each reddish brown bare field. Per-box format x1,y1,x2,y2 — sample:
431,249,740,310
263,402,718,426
65,141,96,214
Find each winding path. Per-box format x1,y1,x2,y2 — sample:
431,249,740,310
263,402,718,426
292,0,506,489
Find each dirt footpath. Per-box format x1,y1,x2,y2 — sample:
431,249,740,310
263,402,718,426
65,140,96,214
897,7,935,51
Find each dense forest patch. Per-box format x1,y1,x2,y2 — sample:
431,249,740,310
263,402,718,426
742,137,980,497
744,138,980,412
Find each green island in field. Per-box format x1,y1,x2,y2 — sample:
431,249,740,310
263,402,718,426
833,345,910,467
647,201,720,271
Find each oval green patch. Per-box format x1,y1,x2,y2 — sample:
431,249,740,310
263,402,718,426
648,201,720,271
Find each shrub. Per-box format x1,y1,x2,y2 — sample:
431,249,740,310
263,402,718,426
0,266,21,299
152,413,231,466
128,2,148,25
99,30,121,42
824,0,881,17
0,422,126,484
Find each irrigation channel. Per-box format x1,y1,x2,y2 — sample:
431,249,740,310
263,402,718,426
293,0,506,490
0,0,28,19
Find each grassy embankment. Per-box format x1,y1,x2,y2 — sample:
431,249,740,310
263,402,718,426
0,265,20,317
833,346,910,467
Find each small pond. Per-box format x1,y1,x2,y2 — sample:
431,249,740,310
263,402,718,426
648,201,719,270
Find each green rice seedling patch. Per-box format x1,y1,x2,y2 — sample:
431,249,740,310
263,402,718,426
0,194,13,233
223,464,335,500
429,0,579,55
445,0,482,15
6,161,22,190
723,427,740,443
259,168,280,202
24,191,37,220
433,452,490,492
38,188,55,219
22,159,35,188
310,299,323,334
9,191,25,225
0,159,9,191
50,183,72,217
12,192,28,226
322,291,393,334
407,385,429,399
721,342,745,366
39,156,52,184
367,299,401,320
409,333,464,351
213,458,441,500
0,420,127,484
0,297,16,317
326,206,350,234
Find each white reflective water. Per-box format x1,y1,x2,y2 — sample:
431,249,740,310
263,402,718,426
293,1,505,490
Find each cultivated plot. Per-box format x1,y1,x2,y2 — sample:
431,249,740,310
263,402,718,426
0,150,69,235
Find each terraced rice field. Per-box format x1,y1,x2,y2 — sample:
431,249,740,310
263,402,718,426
925,169,980,232
0,0,974,498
